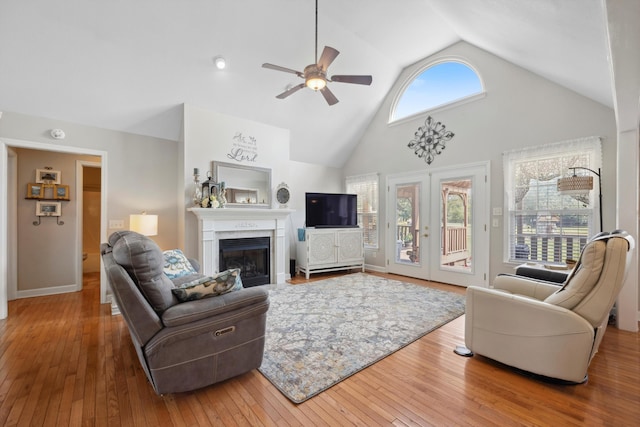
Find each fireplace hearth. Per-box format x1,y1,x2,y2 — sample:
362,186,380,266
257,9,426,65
219,237,270,287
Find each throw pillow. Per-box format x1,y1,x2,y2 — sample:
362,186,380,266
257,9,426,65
172,268,243,302
163,249,197,279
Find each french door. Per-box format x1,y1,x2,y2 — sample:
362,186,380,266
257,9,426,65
386,162,489,287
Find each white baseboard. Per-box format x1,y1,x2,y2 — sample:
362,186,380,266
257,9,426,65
364,264,387,273
106,294,121,315
17,284,79,299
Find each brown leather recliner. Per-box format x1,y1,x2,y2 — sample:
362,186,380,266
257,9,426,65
464,230,634,383
101,231,270,394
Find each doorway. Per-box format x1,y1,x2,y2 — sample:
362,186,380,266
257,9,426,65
386,162,489,287
78,161,102,283
0,137,108,319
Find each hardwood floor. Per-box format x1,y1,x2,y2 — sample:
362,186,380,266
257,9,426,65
1,271,638,426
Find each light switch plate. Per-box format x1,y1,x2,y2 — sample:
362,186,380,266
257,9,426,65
492,218,500,228
492,207,503,216
109,219,125,229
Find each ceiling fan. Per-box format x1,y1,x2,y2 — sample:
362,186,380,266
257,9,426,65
262,0,372,106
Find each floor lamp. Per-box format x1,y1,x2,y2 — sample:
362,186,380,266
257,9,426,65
557,167,602,232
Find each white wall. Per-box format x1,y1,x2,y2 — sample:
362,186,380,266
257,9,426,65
0,111,181,308
181,105,343,270
342,41,617,279
287,159,345,242
0,111,181,250
605,0,640,328
15,148,98,292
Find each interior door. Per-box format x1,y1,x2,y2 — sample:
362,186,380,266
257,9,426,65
386,162,489,287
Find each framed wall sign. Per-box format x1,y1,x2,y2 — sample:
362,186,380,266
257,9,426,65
36,169,61,184
27,183,43,199
54,184,70,200
36,201,62,216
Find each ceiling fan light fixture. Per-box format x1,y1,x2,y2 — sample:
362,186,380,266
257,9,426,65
304,64,326,91
306,76,326,91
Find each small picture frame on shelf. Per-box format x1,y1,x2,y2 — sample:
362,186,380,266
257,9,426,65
35,169,61,184
27,183,43,199
54,184,70,200
36,201,61,217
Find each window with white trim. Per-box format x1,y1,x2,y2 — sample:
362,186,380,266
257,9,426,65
503,137,602,263
391,60,483,122
346,173,379,249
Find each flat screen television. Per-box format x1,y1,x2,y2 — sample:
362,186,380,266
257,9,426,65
305,192,358,228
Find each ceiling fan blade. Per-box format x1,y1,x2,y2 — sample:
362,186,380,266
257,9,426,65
276,83,306,99
262,63,304,77
317,46,340,71
331,75,373,85
320,86,339,106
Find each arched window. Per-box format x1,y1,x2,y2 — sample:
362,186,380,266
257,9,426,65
391,61,483,122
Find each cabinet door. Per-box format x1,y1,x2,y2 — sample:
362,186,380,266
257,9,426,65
308,231,337,265
337,230,363,263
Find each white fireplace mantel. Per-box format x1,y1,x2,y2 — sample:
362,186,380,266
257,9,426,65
188,207,294,284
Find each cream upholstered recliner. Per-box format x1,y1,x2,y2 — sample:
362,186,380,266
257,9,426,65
464,230,635,383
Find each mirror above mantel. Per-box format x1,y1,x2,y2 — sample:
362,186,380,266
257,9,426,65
212,161,272,208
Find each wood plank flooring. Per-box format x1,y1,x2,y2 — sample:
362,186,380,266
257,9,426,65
0,271,638,426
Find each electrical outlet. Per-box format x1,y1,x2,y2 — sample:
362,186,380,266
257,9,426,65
109,219,125,229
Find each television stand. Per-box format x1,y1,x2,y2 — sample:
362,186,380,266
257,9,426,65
296,228,365,279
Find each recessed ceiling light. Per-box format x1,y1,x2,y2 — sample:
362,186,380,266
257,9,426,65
213,56,226,70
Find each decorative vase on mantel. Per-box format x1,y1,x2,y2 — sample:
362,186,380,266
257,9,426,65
192,170,202,207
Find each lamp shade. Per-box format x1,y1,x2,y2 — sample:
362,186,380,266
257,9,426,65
130,213,158,236
557,175,593,195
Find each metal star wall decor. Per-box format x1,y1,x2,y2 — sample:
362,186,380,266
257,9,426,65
407,116,455,165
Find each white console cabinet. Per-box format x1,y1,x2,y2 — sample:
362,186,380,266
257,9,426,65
296,228,365,279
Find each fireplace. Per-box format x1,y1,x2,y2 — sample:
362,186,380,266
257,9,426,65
219,237,270,287
189,207,293,285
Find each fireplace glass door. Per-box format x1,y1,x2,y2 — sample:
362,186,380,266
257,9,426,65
219,237,270,287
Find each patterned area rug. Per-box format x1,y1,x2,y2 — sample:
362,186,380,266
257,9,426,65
258,273,466,403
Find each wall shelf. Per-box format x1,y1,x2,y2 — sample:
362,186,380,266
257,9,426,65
25,172,70,225
25,197,70,201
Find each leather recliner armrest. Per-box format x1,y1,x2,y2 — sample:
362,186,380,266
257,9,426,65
161,286,270,327
493,274,561,300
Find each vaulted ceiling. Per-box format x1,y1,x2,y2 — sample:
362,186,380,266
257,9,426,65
0,1,623,166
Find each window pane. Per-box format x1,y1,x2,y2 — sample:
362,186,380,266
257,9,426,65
346,174,379,249
395,183,420,265
441,179,472,273
393,61,482,121
505,139,600,264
